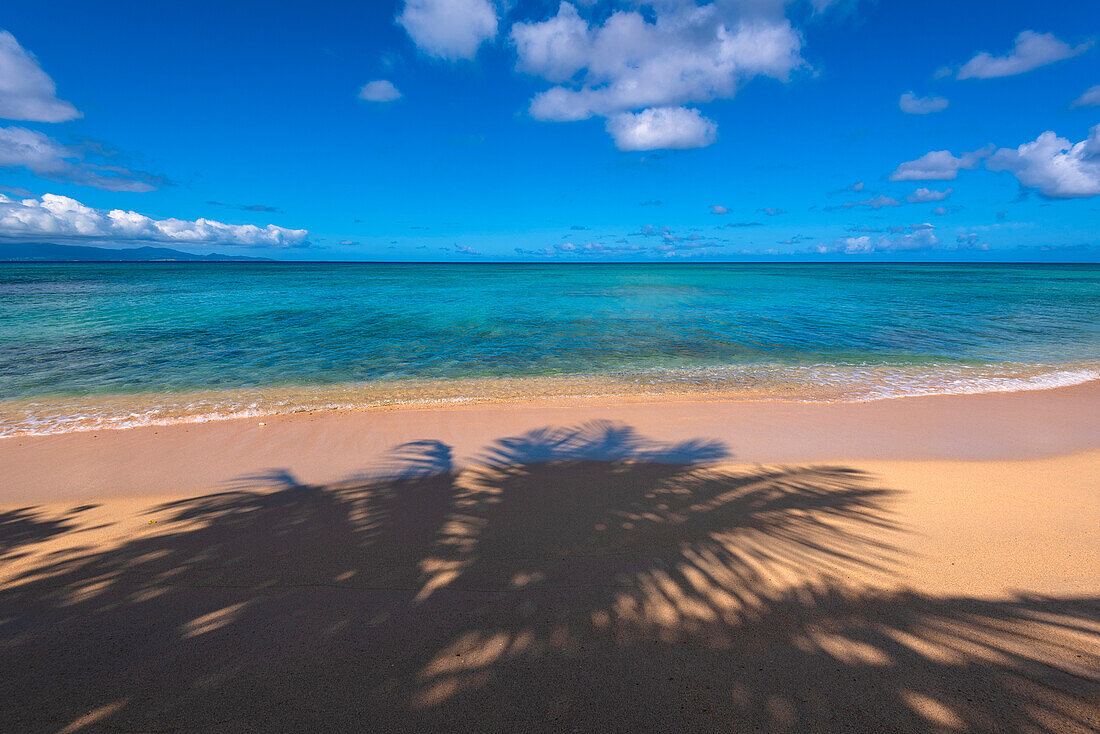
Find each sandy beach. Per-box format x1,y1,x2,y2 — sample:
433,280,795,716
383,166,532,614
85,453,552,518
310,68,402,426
2,384,1099,731
4,0,1100,728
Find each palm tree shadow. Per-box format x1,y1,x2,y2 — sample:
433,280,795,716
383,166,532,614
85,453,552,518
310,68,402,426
0,421,1096,733
0,505,94,561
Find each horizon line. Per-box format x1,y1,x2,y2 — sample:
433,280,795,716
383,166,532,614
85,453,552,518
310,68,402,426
3,259,1098,265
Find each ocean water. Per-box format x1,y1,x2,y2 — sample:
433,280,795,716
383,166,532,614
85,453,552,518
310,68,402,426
2,262,1098,436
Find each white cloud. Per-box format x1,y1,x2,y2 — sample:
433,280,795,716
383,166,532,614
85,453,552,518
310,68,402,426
1071,84,1100,108
514,235,724,259
0,125,68,170
907,187,952,203
0,126,163,191
513,1,807,147
0,31,80,122
890,148,989,181
511,2,590,83
986,124,1100,198
709,205,728,214
398,0,498,61
605,106,717,151
515,241,648,257
0,193,308,246
899,92,947,114
520,4,803,122
652,239,724,256
358,80,402,102
956,31,1090,80
891,126,1100,199
841,194,900,209
816,225,939,254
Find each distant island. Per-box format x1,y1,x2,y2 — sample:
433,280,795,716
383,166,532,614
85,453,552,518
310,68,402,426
0,242,272,262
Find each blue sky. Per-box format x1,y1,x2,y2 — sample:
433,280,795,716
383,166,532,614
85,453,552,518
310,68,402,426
1,0,1098,261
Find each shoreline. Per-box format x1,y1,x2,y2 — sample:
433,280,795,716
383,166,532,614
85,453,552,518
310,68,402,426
3,368,1098,439
3,380,1098,503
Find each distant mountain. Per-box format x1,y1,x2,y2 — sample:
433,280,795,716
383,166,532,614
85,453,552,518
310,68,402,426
0,242,272,262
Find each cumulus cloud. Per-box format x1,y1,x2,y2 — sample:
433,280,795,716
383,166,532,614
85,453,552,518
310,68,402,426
605,106,716,151
520,3,803,120
890,148,990,181
398,0,498,61
511,1,590,83
709,205,729,215
986,124,1100,198
906,187,952,203
956,31,1090,80
512,1,811,148
358,80,402,102
888,129,1099,194
1071,84,1100,108
0,126,166,191
0,193,308,247
0,31,80,122
815,224,939,254
899,92,948,114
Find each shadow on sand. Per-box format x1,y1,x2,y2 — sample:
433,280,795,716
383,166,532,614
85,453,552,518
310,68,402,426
1,421,1097,732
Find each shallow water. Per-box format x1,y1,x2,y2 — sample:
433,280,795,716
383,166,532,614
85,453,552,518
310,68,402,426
2,262,1097,435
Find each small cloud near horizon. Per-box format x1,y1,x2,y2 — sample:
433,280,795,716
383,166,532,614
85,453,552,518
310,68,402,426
0,192,308,247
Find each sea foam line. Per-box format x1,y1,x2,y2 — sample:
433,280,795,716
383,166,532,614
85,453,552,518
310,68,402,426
1,366,1097,438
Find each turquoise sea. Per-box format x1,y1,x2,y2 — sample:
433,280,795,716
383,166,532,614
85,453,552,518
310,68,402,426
2,262,1098,436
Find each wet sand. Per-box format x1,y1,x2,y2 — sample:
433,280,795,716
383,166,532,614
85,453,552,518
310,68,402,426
2,380,1099,503
1,384,1098,731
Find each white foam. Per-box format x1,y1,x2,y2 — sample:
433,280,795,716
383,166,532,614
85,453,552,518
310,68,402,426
2,364,1097,438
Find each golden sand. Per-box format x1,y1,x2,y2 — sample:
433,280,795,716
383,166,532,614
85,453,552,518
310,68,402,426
1,384,1097,730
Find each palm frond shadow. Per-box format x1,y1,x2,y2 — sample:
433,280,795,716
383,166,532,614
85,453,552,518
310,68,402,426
0,506,91,561
0,421,1096,732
